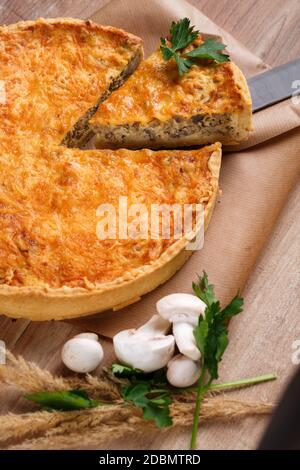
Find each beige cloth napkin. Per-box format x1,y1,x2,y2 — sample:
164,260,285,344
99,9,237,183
71,0,300,337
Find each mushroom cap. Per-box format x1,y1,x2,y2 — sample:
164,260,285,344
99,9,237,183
113,329,175,373
167,354,201,388
157,293,206,325
74,332,99,342
62,337,104,373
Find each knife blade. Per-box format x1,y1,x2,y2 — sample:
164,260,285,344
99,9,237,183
248,58,300,112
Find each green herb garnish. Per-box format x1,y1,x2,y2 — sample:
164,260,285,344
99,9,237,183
25,389,100,411
160,18,230,77
122,383,172,428
112,363,168,387
114,364,172,428
190,272,243,449
111,363,143,378
111,360,276,434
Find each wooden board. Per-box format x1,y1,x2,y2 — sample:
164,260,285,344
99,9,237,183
0,0,300,450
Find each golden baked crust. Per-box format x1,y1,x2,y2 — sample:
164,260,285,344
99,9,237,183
0,143,221,320
0,18,143,153
91,43,252,148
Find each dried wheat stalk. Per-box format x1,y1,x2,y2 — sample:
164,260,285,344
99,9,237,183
1,398,272,450
0,351,274,450
0,350,120,401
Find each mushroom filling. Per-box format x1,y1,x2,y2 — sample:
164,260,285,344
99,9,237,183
94,114,238,149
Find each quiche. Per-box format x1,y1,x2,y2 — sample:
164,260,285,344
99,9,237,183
0,18,143,151
90,42,252,149
0,18,223,321
0,144,221,320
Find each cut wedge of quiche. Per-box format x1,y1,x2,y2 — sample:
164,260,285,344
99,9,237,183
0,143,221,320
90,42,252,149
0,18,143,151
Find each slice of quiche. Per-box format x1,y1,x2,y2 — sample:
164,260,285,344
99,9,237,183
0,143,221,321
0,18,143,151
90,42,252,149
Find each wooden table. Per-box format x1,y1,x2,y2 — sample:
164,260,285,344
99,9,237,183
0,0,300,450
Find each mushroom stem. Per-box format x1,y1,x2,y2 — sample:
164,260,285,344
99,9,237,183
173,322,201,361
137,314,171,337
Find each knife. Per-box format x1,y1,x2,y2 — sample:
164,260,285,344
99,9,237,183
248,58,300,112
258,367,300,450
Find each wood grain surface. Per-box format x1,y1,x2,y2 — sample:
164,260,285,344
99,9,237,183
0,0,299,450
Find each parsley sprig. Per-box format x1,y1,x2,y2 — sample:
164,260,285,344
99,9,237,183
122,383,172,428
190,272,243,449
112,363,172,428
160,18,230,77
111,360,276,436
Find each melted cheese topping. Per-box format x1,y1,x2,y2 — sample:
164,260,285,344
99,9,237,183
91,45,250,126
0,145,217,288
0,19,141,154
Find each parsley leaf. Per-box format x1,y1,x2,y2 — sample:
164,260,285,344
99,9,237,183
111,363,143,378
121,383,172,428
160,18,199,60
25,389,100,411
219,293,244,320
112,363,170,425
190,272,244,449
193,275,244,381
169,17,199,51
192,271,218,307
160,18,230,77
175,54,194,76
111,363,168,387
193,318,208,357
186,39,230,63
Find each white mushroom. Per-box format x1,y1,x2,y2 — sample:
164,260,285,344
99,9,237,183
113,314,175,373
62,333,104,373
172,322,200,361
74,332,99,342
156,293,206,325
167,354,201,388
156,293,206,361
